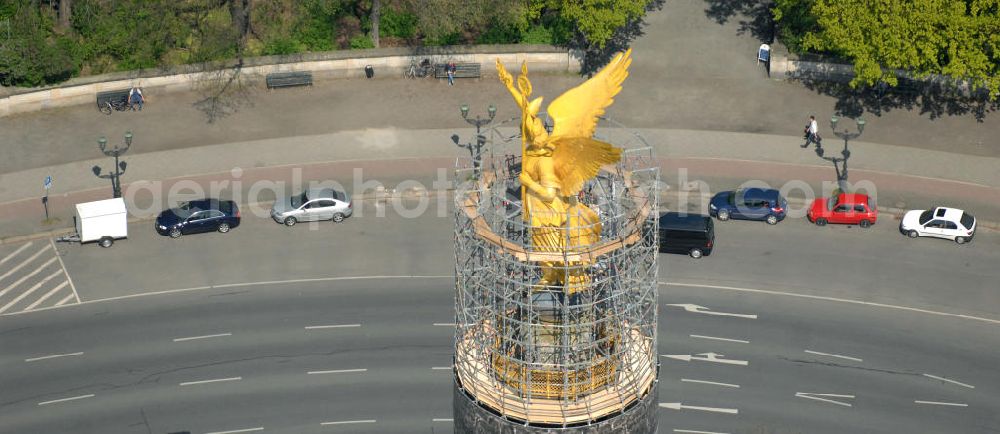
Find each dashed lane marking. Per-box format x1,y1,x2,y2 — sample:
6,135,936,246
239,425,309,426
914,400,968,407
25,352,83,363
320,420,376,426
690,334,749,344
307,369,367,375
173,333,232,342
204,428,263,434
923,374,974,389
37,394,94,406
795,392,855,407
305,324,361,330
804,350,863,363
179,377,242,386
682,378,740,388
674,430,730,434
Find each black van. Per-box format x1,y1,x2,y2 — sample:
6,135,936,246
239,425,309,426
658,212,715,258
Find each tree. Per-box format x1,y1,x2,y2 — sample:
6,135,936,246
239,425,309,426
779,0,1000,98
540,0,655,49
371,0,379,47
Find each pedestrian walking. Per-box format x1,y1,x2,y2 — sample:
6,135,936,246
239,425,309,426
802,115,821,148
447,62,456,86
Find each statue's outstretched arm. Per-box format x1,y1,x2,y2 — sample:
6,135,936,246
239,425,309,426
496,59,525,107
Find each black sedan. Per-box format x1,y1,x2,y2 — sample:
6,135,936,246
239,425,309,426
155,199,240,238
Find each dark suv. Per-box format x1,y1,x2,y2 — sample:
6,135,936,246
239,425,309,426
658,212,715,259
155,199,241,238
710,188,787,225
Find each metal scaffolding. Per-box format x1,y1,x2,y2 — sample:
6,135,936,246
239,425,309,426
453,117,659,429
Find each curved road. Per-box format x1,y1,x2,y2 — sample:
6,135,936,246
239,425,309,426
1,203,998,433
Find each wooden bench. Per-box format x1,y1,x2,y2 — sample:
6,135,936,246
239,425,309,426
96,89,130,110
265,71,313,89
435,63,481,79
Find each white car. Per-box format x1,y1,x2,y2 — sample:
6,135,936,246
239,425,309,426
900,206,976,244
271,188,353,226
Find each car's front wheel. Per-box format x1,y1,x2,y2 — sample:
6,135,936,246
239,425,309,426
907,229,919,238
689,248,703,259
218,222,231,233
332,213,345,223
859,219,871,228
815,218,827,226
956,236,969,244
717,210,730,221
766,215,778,225
284,216,297,227
169,228,182,238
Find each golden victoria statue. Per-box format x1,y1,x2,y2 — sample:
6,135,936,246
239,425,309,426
496,49,632,294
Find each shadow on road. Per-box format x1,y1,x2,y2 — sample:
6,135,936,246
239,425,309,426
575,0,667,75
793,70,999,123
703,0,775,43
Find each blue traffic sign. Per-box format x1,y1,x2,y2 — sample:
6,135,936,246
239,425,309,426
44,175,52,190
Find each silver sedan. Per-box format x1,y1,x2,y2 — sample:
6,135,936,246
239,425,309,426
271,188,353,226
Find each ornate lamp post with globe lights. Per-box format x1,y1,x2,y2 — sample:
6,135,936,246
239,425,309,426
453,103,497,179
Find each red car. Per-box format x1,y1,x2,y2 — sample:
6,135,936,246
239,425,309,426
807,193,878,227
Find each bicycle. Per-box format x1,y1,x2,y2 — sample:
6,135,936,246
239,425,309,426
100,98,129,115
403,58,433,79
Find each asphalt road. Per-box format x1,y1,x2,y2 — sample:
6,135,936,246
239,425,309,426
1,201,998,433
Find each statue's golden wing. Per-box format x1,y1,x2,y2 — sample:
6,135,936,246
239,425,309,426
547,49,632,141
552,137,622,196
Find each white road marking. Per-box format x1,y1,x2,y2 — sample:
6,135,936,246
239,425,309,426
0,242,32,265
432,418,454,422
433,323,456,326
305,324,361,329
180,377,242,386
914,400,968,407
674,430,730,434
682,378,740,388
923,373,975,389
0,244,51,284
173,333,232,342
690,334,749,344
0,269,63,313
38,394,94,406
204,428,263,434
804,350,863,363
659,402,738,414
0,257,58,300
24,281,70,311
661,352,748,366
25,352,83,362
432,366,452,370
49,238,79,303
307,369,367,375
666,303,757,319
320,419,376,425
662,282,1000,325
54,293,75,306
795,392,855,407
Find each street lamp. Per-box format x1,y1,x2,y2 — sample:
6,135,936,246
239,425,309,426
92,131,132,198
816,116,864,192
457,104,497,179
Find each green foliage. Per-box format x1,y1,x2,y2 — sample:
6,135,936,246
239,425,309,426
262,37,303,56
548,0,654,48
380,7,418,39
776,0,1000,98
349,34,375,49
0,4,77,86
477,23,522,44
771,0,819,54
520,25,554,45
423,31,462,46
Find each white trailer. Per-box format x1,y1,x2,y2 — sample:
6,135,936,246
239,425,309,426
60,198,128,248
